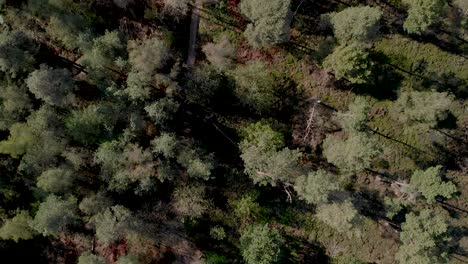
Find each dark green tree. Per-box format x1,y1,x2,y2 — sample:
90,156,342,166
323,44,373,84
0,31,38,77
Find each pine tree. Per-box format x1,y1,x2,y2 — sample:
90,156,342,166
240,224,283,264
407,165,457,203
323,44,373,84
403,0,447,34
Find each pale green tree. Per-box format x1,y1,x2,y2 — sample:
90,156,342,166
26,65,76,107
323,44,373,84
0,210,36,242
328,6,383,44
394,90,454,127
316,201,361,235
0,83,33,130
79,192,113,216
31,195,80,236
239,122,302,186
396,210,450,264
117,255,141,264
240,0,292,47
202,36,236,71
37,167,75,194
77,252,106,264
172,185,210,220
239,224,283,264
407,166,457,203
144,98,179,126
403,0,447,34
93,205,134,246
293,170,339,204
151,132,178,159
335,96,371,132
323,132,381,173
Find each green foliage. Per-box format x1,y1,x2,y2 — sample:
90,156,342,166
210,226,226,240
144,98,179,125
293,170,338,204
177,147,215,180
240,124,302,186
393,90,454,126
239,224,283,264
79,192,113,216
335,96,371,132
77,252,106,264
163,0,190,17
172,185,210,220
323,133,381,173
231,62,280,113
65,103,120,146
384,197,404,219
26,65,76,107
46,15,93,51
231,194,262,221
82,30,127,79
0,83,33,130
323,44,373,84
202,36,236,71
407,165,457,203
0,31,38,77
151,132,178,159
37,167,75,194
0,210,36,242
0,123,36,157
403,0,446,34
93,205,133,246
116,255,141,264
31,195,79,236
328,6,383,44
95,140,158,192
316,201,361,236
185,64,225,106
240,0,292,47
396,210,450,264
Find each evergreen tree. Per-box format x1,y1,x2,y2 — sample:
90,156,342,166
239,224,283,264
37,167,75,194
26,65,76,107
403,0,447,34
172,185,210,220
316,201,361,236
0,210,36,242
77,252,106,264
0,31,38,77
202,36,236,71
407,165,457,203
31,195,79,237
323,44,373,84
293,170,338,204
397,210,450,264
240,0,292,47
328,6,383,44
93,205,133,246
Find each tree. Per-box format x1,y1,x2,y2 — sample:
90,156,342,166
185,63,225,106
30,195,79,237
144,98,179,126
117,255,141,264
202,36,236,71
82,30,127,80
128,37,170,76
92,205,133,246
0,210,36,242
37,167,75,194
0,83,33,130
403,0,447,34
172,185,210,220
232,62,281,114
151,132,178,159
394,90,454,127
26,65,76,107
163,0,190,18
79,192,113,216
316,201,361,236
396,210,450,264
77,252,106,264
407,165,457,203
323,44,373,84
328,6,383,44
65,103,120,146
323,132,381,173
239,122,302,186
240,0,292,47
335,96,371,132
0,31,38,77
46,15,93,51
293,170,339,204
176,147,215,180
239,224,283,264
